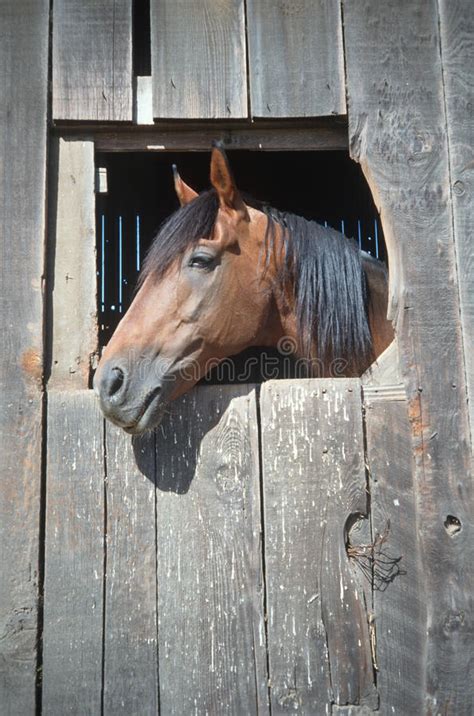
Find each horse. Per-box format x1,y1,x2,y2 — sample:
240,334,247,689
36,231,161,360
94,144,393,434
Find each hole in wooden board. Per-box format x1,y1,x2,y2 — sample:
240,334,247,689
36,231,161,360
444,514,462,536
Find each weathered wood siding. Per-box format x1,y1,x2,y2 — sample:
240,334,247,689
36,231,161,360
151,0,248,119
260,380,377,713
343,1,473,713
438,0,474,438
49,139,97,389
42,392,105,714
364,390,425,713
53,0,133,121
103,427,159,714
1,1,473,714
247,0,346,117
41,386,268,714
42,376,426,714
51,0,347,122
154,386,267,714
0,2,49,713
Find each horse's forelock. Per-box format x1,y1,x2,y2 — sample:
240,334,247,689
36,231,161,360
138,189,220,287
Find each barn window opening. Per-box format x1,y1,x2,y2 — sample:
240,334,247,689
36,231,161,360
96,150,387,382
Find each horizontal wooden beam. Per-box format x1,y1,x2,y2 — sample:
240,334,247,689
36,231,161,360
53,122,348,153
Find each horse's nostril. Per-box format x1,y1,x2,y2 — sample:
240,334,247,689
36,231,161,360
107,366,125,398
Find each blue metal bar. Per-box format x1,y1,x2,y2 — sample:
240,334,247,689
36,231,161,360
118,216,123,313
101,214,105,312
340,219,345,235
136,214,141,271
374,218,379,258
357,219,362,249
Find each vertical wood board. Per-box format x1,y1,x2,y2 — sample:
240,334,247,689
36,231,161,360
0,1,48,712
155,385,268,715
260,379,377,713
103,427,159,715
247,0,346,118
53,0,133,121
151,0,247,119
363,396,426,714
42,391,105,714
343,1,473,711
50,139,97,389
439,0,474,441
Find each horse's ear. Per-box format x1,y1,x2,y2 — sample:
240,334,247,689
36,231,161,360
210,143,249,220
173,165,198,206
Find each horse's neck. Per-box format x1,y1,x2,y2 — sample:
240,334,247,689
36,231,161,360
363,256,394,359
266,245,394,372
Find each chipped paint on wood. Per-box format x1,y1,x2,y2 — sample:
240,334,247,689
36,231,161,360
260,379,378,712
154,384,268,714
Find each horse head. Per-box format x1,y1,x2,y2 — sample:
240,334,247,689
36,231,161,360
94,145,281,433
94,144,393,434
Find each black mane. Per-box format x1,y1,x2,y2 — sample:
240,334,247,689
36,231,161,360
140,189,374,372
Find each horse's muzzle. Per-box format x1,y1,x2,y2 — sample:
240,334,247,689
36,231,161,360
93,359,168,434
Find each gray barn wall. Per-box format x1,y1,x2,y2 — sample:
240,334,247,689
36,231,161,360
1,1,472,713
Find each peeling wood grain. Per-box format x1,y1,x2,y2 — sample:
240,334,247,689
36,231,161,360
154,385,268,714
260,379,377,713
364,397,425,714
0,1,48,711
343,1,473,711
247,0,346,118
53,0,133,121
151,0,247,119
103,427,159,714
42,391,105,713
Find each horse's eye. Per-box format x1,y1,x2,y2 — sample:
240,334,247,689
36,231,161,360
188,252,215,270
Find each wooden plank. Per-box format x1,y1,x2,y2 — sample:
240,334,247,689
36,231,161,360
247,0,346,118
155,385,268,714
260,379,377,713
363,393,425,715
135,76,154,125
50,139,97,389
439,0,474,439
42,391,105,714
91,124,348,153
151,0,247,119
53,0,132,121
0,1,48,712
103,427,158,714
343,1,473,712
